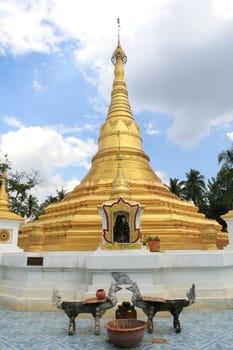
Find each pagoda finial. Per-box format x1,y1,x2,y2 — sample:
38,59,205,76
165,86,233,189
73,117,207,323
117,18,120,45
111,18,127,65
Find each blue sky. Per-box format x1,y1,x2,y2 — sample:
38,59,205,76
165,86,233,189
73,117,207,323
1,0,233,201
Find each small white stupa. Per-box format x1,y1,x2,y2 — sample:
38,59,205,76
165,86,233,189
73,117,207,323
0,166,23,252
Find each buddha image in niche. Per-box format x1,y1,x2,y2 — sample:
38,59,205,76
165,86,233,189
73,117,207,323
113,214,130,243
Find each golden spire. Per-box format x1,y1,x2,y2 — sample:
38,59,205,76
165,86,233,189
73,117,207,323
97,18,144,156
77,18,161,192
0,165,10,213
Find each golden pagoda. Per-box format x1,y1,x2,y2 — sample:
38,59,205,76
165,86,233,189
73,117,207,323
19,21,228,251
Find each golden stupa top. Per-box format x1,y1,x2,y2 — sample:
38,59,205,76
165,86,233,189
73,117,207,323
0,166,23,221
95,19,146,157
75,17,163,194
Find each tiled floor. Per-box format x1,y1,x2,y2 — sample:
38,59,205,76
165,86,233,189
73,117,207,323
0,307,233,349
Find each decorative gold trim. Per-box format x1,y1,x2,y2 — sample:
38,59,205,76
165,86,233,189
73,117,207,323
0,229,10,242
101,243,142,250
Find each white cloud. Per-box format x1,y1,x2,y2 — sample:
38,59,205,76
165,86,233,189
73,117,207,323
0,123,97,201
65,177,80,193
124,0,233,147
48,0,233,148
155,170,169,185
31,174,80,202
2,116,24,128
33,79,42,90
227,132,233,141
213,0,233,18
145,121,160,136
0,0,63,55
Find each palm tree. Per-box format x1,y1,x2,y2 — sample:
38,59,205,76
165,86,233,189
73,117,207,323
25,194,40,218
183,169,206,207
56,187,67,200
218,144,233,166
21,194,40,222
168,177,185,199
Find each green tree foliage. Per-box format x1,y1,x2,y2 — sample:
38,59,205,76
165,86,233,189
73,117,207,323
183,169,206,208
208,144,233,230
168,177,186,199
218,144,233,166
169,170,207,215
0,156,68,220
167,143,233,232
7,169,41,217
204,165,233,231
25,194,40,219
0,161,42,219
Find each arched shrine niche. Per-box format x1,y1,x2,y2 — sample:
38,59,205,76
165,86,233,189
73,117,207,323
113,211,130,243
98,197,144,248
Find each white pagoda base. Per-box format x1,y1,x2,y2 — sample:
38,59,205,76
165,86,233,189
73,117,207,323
0,247,233,311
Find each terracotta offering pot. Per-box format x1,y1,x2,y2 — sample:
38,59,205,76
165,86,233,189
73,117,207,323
96,288,106,300
105,319,146,348
149,240,160,252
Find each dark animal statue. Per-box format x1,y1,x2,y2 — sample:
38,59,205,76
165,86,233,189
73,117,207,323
52,281,121,335
127,281,195,333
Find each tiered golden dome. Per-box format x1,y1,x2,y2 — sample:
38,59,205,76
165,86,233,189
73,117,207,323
19,30,228,251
